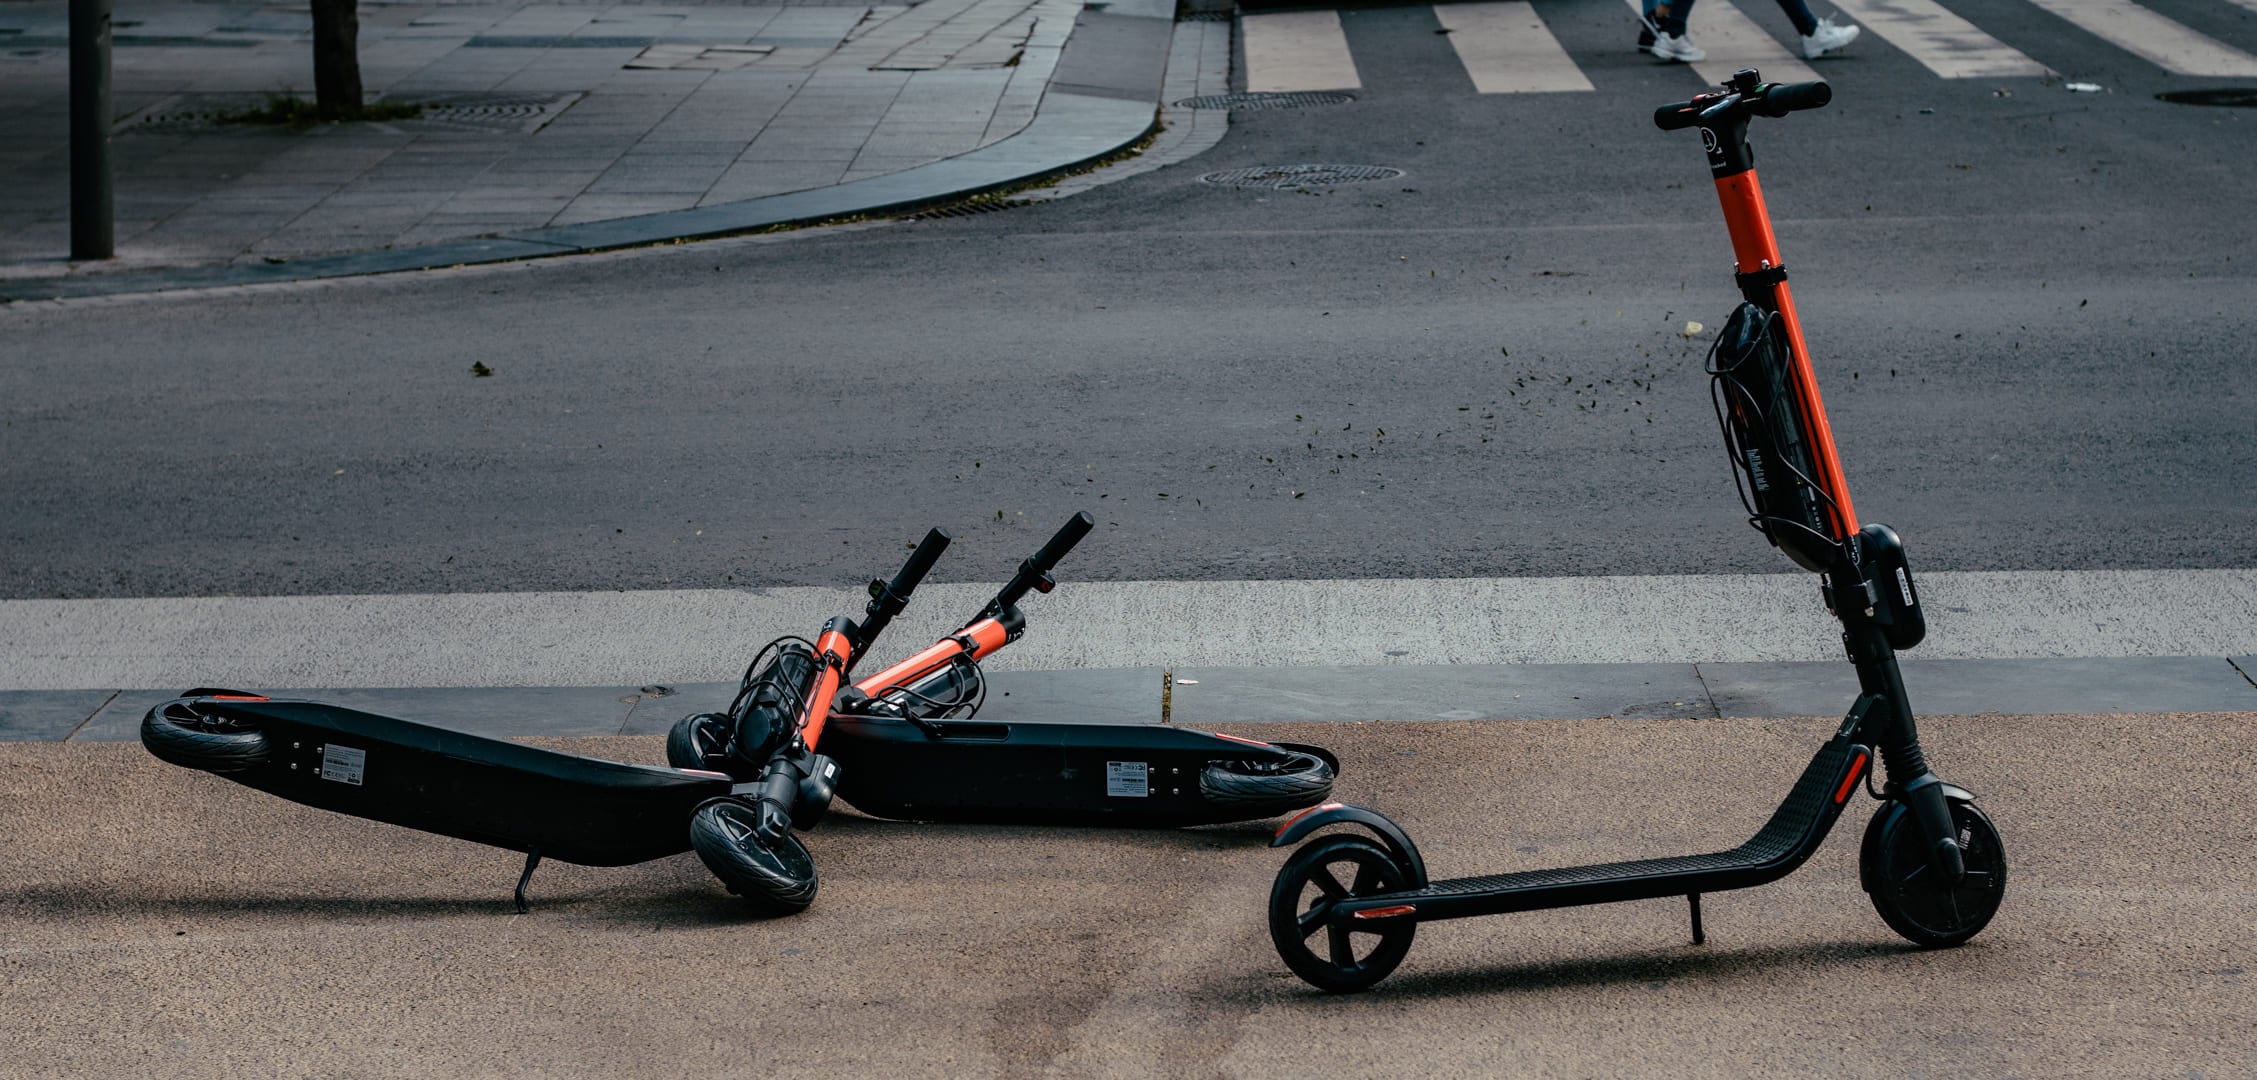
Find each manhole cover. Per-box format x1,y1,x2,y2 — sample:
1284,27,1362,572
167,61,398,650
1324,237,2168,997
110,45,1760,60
1176,91,1355,111
1200,164,1403,189
2155,87,2257,107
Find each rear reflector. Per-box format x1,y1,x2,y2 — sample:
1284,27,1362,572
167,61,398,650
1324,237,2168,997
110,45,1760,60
1352,905,1417,920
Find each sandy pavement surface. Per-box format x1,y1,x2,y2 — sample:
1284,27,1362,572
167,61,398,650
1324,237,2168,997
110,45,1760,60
4,713,2252,1078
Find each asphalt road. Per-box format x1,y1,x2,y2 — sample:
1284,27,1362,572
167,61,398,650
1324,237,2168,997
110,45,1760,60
4,713,2251,1077
2,4,2252,600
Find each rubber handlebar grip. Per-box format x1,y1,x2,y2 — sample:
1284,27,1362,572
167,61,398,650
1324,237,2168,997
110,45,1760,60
1029,511,1096,573
1757,80,1831,115
1654,98,1706,131
889,527,952,598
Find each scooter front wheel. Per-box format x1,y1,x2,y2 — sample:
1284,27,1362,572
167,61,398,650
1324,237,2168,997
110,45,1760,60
1861,796,2006,948
141,699,270,773
689,798,819,916
1269,833,1417,993
1201,747,1336,818
666,712,733,772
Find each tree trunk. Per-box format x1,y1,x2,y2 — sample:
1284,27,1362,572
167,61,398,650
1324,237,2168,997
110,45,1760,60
310,0,362,115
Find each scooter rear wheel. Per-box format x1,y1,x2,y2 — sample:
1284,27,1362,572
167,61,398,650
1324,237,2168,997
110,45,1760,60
1201,748,1335,818
689,798,819,916
1861,796,2006,948
141,699,270,774
666,712,733,772
1269,834,1417,993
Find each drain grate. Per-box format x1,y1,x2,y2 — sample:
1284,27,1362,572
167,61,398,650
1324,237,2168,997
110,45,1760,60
127,92,582,134
1200,164,1403,189
1176,91,1355,111
901,199,1027,221
2156,87,2257,107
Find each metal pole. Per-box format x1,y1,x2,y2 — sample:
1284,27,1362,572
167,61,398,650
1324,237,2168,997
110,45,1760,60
69,0,114,260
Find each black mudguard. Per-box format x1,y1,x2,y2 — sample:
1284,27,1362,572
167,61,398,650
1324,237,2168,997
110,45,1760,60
1269,802,1430,888
146,696,732,866
821,715,1337,827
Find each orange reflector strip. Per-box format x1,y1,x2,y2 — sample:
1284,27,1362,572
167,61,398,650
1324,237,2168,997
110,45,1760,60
1210,732,1269,747
1275,801,1346,839
1834,752,1869,804
1352,905,1417,920
209,695,269,701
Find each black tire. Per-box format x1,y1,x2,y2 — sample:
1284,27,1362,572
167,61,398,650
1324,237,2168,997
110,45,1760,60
1200,749,1335,818
1861,796,2006,948
1268,834,1417,993
666,712,733,772
688,798,818,916
141,699,270,774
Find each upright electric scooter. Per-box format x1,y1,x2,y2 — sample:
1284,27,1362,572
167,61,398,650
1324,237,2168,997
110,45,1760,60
1262,71,2007,992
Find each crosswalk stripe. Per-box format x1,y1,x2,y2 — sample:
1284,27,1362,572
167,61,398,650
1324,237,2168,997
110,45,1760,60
1242,10,1362,92
2020,0,2257,75
1435,2,1594,93
1826,0,2052,78
1622,0,1821,86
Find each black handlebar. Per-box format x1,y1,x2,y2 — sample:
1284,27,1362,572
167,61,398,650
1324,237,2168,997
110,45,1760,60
1754,80,1831,116
1654,78,1829,130
985,511,1095,618
849,527,952,671
889,527,953,601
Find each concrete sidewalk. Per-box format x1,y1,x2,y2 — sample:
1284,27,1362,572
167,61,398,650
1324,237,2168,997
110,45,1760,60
0,0,1194,296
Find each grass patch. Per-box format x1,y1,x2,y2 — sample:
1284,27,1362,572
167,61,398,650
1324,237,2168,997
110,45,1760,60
215,95,425,127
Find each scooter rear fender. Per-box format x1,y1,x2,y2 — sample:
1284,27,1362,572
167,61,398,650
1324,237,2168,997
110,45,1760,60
1271,802,1429,889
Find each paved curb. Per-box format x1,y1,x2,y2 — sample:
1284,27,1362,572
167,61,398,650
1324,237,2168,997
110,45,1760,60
12,655,2255,743
0,8,1173,303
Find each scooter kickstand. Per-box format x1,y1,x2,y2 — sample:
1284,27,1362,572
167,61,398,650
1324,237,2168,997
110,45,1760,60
515,850,542,914
1687,893,1706,946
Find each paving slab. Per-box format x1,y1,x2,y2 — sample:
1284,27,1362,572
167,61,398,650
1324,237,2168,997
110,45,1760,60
0,0,1177,297
0,690,116,741
1167,663,1717,723
1701,655,2257,718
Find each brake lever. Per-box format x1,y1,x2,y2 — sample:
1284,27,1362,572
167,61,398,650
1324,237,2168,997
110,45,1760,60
1697,92,1743,125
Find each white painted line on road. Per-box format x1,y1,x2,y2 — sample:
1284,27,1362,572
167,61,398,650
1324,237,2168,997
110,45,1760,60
2022,0,2257,75
1241,10,1362,92
5,570,2255,690
1825,0,2053,78
1622,0,1820,87
1435,2,1594,94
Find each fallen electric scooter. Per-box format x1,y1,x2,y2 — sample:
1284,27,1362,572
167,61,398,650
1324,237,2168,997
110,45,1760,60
667,511,1338,827
1262,71,2008,992
140,527,960,914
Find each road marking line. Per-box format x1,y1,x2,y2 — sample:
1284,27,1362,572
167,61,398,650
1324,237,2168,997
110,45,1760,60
2021,0,2257,75
1826,0,2052,78
1435,2,1594,93
1623,0,1820,86
6,570,2255,689
1241,10,1362,92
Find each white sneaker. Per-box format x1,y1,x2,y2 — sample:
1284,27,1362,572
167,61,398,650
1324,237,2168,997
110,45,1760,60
1652,31,1706,62
1801,16,1860,58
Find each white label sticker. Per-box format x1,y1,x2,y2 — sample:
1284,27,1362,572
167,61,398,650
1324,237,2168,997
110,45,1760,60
1896,567,1915,607
320,744,366,786
1106,761,1148,798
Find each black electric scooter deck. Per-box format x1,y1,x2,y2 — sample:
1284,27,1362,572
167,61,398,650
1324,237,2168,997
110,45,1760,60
1302,734,1867,927
154,696,732,867
824,713,1339,826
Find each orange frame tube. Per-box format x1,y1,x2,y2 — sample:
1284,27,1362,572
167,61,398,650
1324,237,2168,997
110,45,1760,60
1713,170,1860,541
851,617,1012,698
795,626,855,750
